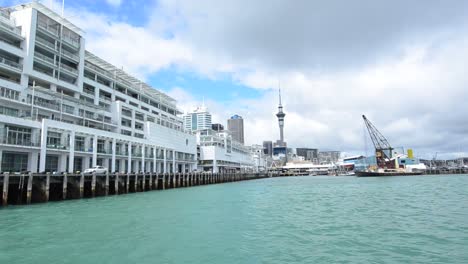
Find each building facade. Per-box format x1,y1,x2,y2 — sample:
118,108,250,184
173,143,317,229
197,129,254,173
296,148,318,162
263,140,273,157
227,114,244,144
211,123,224,132
318,151,341,164
0,3,197,173
182,106,212,132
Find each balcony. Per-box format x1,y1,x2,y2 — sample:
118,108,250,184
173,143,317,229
60,63,78,75
0,18,22,38
37,22,59,37
62,35,80,49
85,61,113,79
34,99,60,111
35,36,57,51
0,56,22,72
46,143,68,150
0,135,40,147
34,52,56,67
61,48,79,62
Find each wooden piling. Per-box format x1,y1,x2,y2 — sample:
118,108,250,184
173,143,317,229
63,173,68,200
2,172,9,206
79,173,84,199
155,173,159,190
115,173,119,195
45,172,50,202
126,173,130,193
91,172,96,197
26,173,33,204
148,173,153,190
105,172,109,196
142,173,146,191
134,174,138,192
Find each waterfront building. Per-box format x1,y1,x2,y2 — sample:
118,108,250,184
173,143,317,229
227,114,244,144
182,105,212,132
196,129,254,173
318,151,341,164
0,3,197,173
263,140,273,157
211,123,224,132
249,144,267,172
296,148,318,162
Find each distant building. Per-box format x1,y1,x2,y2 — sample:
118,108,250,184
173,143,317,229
263,141,273,157
211,123,224,132
296,148,318,161
227,114,244,144
183,106,212,132
318,151,341,164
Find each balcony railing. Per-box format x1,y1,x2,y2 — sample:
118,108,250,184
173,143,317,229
61,49,79,61
0,56,22,70
62,35,80,48
0,18,22,36
60,63,78,75
85,61,113,79
34,52,55,65
34,100,60,111
37,22,59,36
0,136,40,147
46,143,68,150
35,36,57,51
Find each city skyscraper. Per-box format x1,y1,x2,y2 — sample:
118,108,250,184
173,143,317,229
227,114,244,144
183,106,212,132
276,88,286,146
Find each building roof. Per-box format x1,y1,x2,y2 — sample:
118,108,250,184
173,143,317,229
10,2,85,35
85,51,178,110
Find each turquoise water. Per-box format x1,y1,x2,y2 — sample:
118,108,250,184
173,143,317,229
1,175,468,263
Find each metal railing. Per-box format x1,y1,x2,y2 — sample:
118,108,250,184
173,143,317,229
0,19,21,36
35,36,57,50
0,135,40,147
60,63,78,74
37,22,59,36
0,56,21,70
61,49,79,61
34,52,55,65
62,35,80,48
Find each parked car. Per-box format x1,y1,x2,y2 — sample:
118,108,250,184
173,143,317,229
84,166,108,174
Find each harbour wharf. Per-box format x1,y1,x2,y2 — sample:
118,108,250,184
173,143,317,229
0,171,281,206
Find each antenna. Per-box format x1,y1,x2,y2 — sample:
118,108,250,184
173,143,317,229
61,0,65,17
278,80,282,106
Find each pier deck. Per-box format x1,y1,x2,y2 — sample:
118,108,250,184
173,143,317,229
0,171,283,206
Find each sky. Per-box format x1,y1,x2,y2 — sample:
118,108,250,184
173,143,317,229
3,0,468,159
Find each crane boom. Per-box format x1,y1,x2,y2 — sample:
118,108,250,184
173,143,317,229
362,115,394,168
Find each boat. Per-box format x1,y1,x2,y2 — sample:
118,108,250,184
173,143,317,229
356,115,426,177
355,170,423,177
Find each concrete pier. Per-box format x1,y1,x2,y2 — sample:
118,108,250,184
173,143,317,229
0,172,270,206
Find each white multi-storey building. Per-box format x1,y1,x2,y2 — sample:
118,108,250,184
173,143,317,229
197,129,254,173
0,2,197,173
183,105,212,132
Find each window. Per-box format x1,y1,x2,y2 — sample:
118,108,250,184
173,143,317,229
47,131,61,146
4,125,32,146
1,152,28,172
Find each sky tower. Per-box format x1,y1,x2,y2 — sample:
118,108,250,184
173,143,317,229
276,88,286,146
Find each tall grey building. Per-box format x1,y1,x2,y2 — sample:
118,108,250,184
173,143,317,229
263,141,273,157
296,148,318,161
227,114,244,144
